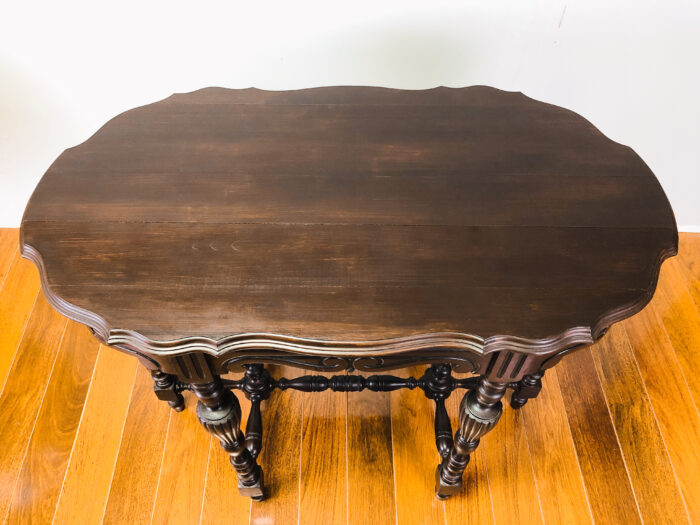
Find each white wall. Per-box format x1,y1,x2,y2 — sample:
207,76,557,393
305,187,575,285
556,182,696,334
1,0,699,229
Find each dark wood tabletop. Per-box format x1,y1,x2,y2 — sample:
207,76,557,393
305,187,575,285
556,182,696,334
20,86,677,356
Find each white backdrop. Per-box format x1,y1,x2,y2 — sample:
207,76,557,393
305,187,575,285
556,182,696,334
1,0,698,228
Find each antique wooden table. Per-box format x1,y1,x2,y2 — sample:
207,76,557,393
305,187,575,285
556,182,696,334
20,86,677,501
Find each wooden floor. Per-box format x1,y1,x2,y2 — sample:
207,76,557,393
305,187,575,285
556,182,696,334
1,229,699,525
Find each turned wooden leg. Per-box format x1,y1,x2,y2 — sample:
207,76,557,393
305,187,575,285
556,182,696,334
236,364,274,459
510,371,544,409
434,397,454,459
435,377,507,499
150,369,185,411
192,378,265,501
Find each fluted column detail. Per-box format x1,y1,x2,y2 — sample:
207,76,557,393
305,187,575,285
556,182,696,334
435,377,507,499
192,379,265,500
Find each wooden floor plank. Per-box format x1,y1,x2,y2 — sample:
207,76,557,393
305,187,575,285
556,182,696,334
102,366,172,525
299,373,347,525
520,370,593,524
0,294,67,520
391,367,445,525
0,254,40,392
5,322,100,525
0,230,698,525
0,229,17,287
347,382,396,525
200,438,252,525
623,306,700,523
52,349,137,525
556,348,643,524
652,260,700,412
480,392,543,525
592,324,690,524
200,373,251,525
150,393,211,525
443,388,495,525
249,366,303,525
677,234,700,308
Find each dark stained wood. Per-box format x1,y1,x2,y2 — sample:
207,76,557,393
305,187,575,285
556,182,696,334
11,85,681,511
191,379,264,501
101,366,172,524
200,376,251,525
437,378,509,500
556,348,643,524
444,393,495,525
19,86,677,354
5,322,100,525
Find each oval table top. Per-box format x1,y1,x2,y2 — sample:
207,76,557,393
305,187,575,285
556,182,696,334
20,86,677,357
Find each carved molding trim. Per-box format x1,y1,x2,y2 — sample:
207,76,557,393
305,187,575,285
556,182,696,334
591,243,678,339
21,240,676,360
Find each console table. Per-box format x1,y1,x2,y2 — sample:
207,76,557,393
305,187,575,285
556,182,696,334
19,86,677,501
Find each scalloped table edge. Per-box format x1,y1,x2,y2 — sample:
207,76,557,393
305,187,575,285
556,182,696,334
19,241,678,358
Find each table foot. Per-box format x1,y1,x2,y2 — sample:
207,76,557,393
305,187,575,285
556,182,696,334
150,369,186,411
436,377,507,499
510,371,543,409
435,463,462,499
192,378,265,499
238,468,265,501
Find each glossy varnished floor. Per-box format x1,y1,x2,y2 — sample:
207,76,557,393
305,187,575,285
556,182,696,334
1,228,699,525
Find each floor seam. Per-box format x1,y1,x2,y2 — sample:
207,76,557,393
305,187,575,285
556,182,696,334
50,343,102,525
3,318,68,524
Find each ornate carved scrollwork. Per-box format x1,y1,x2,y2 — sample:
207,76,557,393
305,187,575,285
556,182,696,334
220,351,482,375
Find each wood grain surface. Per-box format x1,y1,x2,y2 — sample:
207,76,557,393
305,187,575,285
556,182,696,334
150,399,210,525
0,294,67,519
591,325,689,524
200,373,251,525
520,370,593,524
481,391,543,525
19,86,677,352
347,378,396,525
1,232,698,524
444,397,494,525
102,366,172,525
299,373,347,525
248,365,303,525
51,348,137,525
0,253,39,390
5,322,99,525
555,348,643,525
391,367,445,525
0,229,17,285
625,298,700,523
